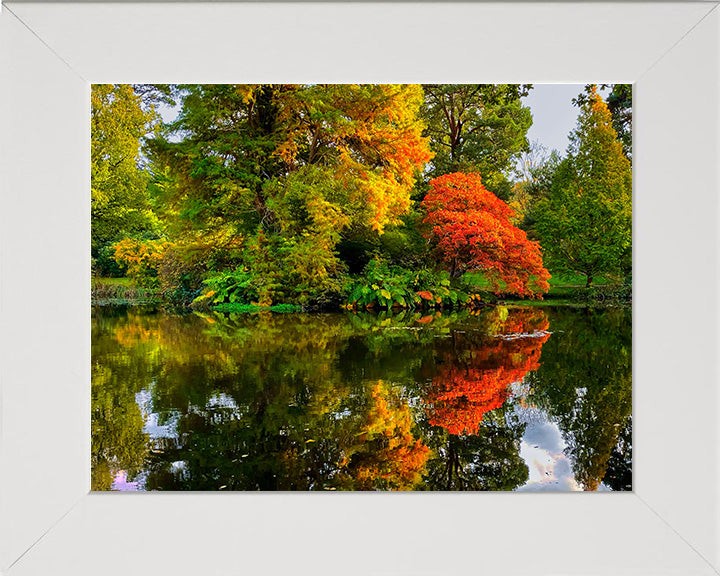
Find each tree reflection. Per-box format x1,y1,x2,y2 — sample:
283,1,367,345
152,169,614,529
93,309,436,490
420,414,530,491
91,305,630,492
417,308,549,490
142,379,430,491
91,309,154,490
425,308,550,435
602,415,632,491
336,382,430,490
525,307,632,490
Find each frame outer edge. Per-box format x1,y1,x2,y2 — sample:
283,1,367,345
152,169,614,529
0,4,90,571
634,4,720,570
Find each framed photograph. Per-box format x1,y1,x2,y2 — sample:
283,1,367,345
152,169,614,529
1,2,718,574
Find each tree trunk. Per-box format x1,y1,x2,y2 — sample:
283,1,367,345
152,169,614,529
585,274,593,288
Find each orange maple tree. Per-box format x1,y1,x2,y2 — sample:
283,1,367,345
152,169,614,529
421,172,551,297
426,309,550,435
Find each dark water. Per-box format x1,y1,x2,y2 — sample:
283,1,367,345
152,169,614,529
91,306,631,491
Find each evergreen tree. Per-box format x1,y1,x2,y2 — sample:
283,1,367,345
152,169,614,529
534,86,632,287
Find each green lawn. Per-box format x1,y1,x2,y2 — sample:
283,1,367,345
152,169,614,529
92,276,134,287
212,303,302,314
547,272,611,287
464,270,612,291
462,270,625,306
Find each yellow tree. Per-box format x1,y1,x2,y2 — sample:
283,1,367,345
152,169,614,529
150,84,433,303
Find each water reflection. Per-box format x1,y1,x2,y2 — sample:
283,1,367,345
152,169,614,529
425,309,550,434
91,305,631,491
524,307,632,491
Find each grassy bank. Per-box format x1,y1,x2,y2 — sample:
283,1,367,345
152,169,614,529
463,271,630,307
93,271,630,311
212,303,302,314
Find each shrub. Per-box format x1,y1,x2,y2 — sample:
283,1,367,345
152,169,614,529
94,244,126,277
193,269,258,309
345,258,467,310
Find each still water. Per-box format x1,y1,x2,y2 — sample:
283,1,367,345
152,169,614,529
92,306,631,491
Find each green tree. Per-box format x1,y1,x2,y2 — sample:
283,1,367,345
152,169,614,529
148,84,431,304
534,86,632,287
606,85,632,159
421,84,533,199
91,84,159,275
509,142,561,232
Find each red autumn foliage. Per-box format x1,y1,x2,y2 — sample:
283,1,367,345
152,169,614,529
421,172,551,297
426,309,550,435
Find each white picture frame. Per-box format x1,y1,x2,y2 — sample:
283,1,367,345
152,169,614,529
1,2,718,574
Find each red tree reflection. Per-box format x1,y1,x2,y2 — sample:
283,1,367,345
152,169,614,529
426,309,550,435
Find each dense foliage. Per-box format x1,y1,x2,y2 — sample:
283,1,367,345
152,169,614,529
421,84,533,199
145,84,433,305
345,258,468,310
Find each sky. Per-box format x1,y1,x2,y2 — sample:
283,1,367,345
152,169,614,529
522,83,613,158
523,84,584,156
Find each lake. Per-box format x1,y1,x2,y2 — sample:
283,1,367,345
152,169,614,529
92,305,631,491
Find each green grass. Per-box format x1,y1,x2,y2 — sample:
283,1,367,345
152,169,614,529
464,270,611,290
212,303,303,314
465,270,612,288
503,299,587,308
92,276,134,287
462,270,626,307
547,272,611,287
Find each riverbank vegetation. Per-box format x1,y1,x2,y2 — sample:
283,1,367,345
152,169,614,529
91,84,632,311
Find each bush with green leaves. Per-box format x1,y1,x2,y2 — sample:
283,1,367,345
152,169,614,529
193,269,259,309
345,258,467,310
